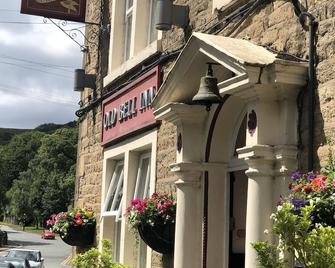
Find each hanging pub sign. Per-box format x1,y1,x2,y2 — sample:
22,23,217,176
102,66,160,145
20,0,86,23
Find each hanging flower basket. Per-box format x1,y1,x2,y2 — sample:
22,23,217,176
137,223,175,254
60,223,96,247
47,208,96,247
125,192,176,254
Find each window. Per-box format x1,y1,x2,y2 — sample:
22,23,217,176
105,0,162,84
133,153,151,268
103,161,124,220
133,153,151,200
100,131,157,267
147,0,157,45
124,0,133,61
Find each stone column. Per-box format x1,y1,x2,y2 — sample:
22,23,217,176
237,145,275,268
172,169,202,268
154,103,208,268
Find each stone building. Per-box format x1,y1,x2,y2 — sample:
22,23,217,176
75,0,335,268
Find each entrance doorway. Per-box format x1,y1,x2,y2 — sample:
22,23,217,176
228,171,247,267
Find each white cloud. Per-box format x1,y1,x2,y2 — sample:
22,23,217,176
0,0,84,128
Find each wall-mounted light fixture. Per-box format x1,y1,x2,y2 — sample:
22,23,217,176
156,0,189,31
74,69,96,91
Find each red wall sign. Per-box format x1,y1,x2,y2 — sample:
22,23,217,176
102,67,160,145
20,0,86,23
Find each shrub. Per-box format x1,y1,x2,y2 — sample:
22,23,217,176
72,240,130,268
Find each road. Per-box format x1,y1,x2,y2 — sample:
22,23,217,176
0,225,72,268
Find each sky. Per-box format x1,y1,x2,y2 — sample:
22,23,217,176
0,0,84,129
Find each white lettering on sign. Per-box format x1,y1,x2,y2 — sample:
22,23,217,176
140,87,156,111
104,108,117,129
103,86,156,129
119,97,137,122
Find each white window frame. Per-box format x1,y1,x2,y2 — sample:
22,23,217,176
104,0,162,86
133,153,151,268
133,153,151,200
100,131,157,268
102,161,124,219
124,0,134,62
147,0,157,46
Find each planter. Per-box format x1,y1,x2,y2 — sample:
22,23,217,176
137,223,175,254
60,224,95,247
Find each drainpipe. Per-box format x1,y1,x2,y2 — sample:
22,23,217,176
299,12,318,171
291,0,318,171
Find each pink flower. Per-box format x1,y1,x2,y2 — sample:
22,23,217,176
76,218,83,225
75,212,82,219
131,198,141,205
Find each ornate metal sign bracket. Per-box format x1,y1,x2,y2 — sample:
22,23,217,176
45,18,104,53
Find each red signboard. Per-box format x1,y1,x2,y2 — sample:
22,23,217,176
102,67,160,145
21,0,86,23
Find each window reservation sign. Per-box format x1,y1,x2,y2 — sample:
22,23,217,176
20,0,86,23
102,66,160,145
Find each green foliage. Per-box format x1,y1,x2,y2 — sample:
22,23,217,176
34,121,77,133
251,241,286,268
1,124,78,226
253,200,335,268
0,128,28,145
72,240,130,268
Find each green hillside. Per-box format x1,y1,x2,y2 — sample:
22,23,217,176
0,121,77,145
0,128,29,145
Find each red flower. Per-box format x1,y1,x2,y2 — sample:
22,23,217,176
304,184,314,193
75,212,82,219
311,176,327,191
76,218,83,225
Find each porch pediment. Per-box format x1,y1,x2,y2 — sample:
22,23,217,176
152,32,307,109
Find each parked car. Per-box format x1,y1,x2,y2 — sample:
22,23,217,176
0,261,15,268
40,230,55,240
0,229,8,246
6,250,43,268
0,257,31,268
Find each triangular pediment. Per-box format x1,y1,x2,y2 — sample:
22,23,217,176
152,32,302,109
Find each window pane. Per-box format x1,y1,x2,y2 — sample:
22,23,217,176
124,14,132,61
104,162,124,212
148,0,158,44
137,239,147,268
127,0,133,9
134,155,151,199
113,221,122,262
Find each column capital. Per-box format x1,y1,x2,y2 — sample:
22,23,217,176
154,103,209,163
153,102,208,125
273,145,298,177
170,161,227,173
237,145,274,177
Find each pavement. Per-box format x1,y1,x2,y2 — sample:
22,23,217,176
0,225,21,253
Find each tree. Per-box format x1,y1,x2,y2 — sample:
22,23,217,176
0,131,44,217
3,126,78,227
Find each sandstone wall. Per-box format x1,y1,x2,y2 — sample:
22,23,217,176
76,0,335,265
75,0,112,245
